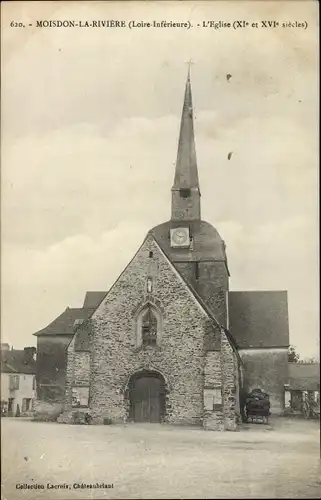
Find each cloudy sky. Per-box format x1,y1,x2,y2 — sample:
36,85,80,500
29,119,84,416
1,1,319,358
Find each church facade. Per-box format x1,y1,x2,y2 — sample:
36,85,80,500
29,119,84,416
34,71,289,429
59,234,241,429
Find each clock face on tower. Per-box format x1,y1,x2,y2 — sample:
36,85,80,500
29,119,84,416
170,227,190,247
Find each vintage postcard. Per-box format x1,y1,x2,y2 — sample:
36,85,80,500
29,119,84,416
1,1,319,499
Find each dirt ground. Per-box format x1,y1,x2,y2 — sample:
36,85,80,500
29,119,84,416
1,416,320,499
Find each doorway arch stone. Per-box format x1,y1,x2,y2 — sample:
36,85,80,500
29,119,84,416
126,369,167,423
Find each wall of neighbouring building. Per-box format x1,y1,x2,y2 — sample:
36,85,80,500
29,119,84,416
1,373,36,416
33,400,64,421
1,373,10,402
36,335,73,402
238,348,288,413
35,335,73,420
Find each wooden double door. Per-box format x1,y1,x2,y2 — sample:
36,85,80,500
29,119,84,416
130,374,164,423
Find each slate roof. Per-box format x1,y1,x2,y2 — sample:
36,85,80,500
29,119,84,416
228,291,289,349
1,350,36,374
288,363,320,391
149,220,227,264
73,292,108,350
33,307,95,336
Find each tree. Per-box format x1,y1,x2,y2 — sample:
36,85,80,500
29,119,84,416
288,345,300,363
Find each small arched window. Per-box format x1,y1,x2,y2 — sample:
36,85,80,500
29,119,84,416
141,307,157,346
134,303,163,348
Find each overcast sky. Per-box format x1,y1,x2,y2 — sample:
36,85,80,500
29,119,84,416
1,1,319,359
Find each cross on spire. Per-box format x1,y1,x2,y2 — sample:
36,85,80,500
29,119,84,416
185,59,195,79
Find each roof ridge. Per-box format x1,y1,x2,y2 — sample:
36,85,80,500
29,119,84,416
33,306,95,336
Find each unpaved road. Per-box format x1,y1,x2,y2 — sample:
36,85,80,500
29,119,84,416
1,417,320,499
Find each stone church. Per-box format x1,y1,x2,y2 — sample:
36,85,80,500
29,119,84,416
34,70,289,430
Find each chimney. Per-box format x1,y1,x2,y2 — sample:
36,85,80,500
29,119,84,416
1,343,10,351
24,347,37,361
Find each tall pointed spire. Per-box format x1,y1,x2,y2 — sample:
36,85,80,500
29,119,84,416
174,66,199,188
171,66,201,221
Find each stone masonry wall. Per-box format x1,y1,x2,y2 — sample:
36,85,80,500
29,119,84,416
203,330,239,431
74,352,90,385
234,354,241,421
64,341,74,409
221,330,239,431
203,349,224,431
89,235,217,425
65,345,90,410
63,335,90,411
58,336,91,423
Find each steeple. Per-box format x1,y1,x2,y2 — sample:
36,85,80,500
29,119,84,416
171,67,201,221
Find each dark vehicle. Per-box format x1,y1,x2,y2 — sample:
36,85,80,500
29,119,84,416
245,388,271,424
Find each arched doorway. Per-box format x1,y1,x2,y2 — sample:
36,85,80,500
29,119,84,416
128,370,165,423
